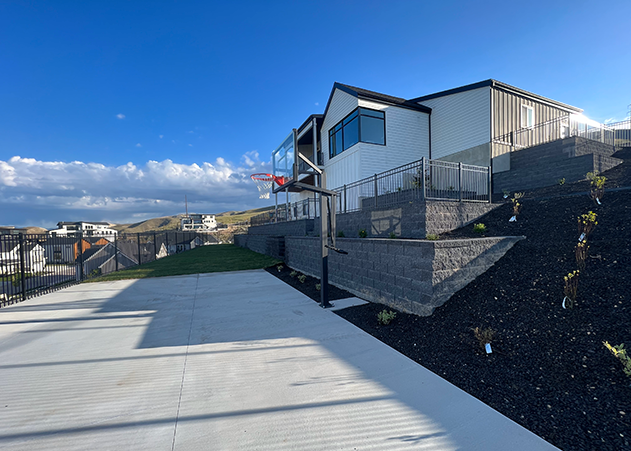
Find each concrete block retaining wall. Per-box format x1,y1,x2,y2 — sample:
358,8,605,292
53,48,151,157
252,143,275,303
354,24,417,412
234,234,284,259
283,236,523,316
493,137,622,193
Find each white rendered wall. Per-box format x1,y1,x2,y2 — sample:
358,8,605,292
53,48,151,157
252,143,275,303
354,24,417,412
417,87,491,160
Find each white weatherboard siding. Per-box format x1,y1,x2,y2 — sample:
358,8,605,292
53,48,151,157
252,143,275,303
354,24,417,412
358,99,429,180
321,89,359,168
417,87,491,160
325,145,361,191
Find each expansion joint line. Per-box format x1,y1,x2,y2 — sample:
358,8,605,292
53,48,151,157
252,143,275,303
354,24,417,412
171,274,200,451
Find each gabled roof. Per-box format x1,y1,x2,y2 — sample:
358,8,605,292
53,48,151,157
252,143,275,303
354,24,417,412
322,82,432,120
408,79,582,113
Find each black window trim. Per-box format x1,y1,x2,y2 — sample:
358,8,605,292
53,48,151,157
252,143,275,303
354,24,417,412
328,107,386,159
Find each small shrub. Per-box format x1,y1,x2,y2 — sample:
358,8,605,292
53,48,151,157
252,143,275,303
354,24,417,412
298,274,307,283
276,264,284,272
388,232,397,239
604,342,631,380
397,187,402,192
578,211,597,241
473,223,487,235
290,270,298,278
472,327,495,350
563,270,579,309
502,189,510,199
575,241,589,271
377,309,397,325
587,172,606,204
426,233,439,241
358,229,368,238
315,283,321,291
558,178,566,185
337,231,345,238
511,192,524,218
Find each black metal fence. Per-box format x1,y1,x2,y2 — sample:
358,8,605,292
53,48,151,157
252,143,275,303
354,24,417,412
249,157,491,226
0,231,219,308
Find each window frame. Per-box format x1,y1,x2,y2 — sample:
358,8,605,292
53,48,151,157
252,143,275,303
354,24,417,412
521,104,535,129
328,107,386,159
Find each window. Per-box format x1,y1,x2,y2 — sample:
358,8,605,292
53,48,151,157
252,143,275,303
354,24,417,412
521,105,534,128
329,107,385,158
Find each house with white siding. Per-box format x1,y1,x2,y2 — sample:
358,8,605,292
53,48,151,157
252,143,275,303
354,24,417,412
273,79,618,203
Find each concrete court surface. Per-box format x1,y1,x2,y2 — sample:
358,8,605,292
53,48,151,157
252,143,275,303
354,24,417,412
0,270,560,451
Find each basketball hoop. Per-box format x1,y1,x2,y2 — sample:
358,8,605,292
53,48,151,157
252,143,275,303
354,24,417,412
251,173,286,199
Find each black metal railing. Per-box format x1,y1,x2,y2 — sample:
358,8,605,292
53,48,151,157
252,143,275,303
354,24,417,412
0,231,219,308
250,157,491,225
493,114,615,149
607,119,631,148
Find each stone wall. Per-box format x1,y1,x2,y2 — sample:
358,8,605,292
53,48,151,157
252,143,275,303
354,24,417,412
493,137,622,193
248,219,315,237
234,234,284,259
284,236,523,316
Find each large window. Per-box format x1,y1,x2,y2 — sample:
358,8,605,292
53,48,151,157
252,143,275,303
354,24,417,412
521,104,534,128
329,107,385,158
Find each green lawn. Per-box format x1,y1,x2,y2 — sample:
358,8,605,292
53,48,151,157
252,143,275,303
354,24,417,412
86,244,280,282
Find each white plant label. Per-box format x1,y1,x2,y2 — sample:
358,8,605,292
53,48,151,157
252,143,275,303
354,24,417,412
579,233,586,242
503,194,508,199
562,296,568,309
509,215,517,222
485,343,493,354
596,198,601,205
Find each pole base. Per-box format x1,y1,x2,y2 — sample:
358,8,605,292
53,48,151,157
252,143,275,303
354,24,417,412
320,302,334,309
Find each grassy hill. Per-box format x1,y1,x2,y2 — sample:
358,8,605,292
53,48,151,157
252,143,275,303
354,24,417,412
112,205,275,233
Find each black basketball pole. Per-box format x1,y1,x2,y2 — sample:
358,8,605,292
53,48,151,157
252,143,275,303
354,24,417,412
320,191,331,308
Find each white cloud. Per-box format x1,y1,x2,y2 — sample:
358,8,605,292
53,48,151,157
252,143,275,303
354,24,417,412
0,153,272,228
188,144,193,147
315,102,319,106
136,143,142,147
116,114,125,120
159,135,164,139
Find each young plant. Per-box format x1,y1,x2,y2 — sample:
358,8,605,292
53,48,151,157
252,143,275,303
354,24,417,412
377,309,397,325
358,229,368,238
298,274,307,283
604,342,631,380
578,211,598,241
290,270,298,278
426,233,439,241
473,223,487,235
575,241,589,271
502,189,510,199
315,283,321,291
388,232,397,239
276,264,284,272
587,172,607,204
472,327,496,350
337,230,345,238
563,270,580,309
558,178,566,186
510,192,524,220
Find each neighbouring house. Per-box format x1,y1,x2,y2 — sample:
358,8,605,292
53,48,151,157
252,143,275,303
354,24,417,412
0,226,28,235
167,235,216,254
42,237,110,264
0,240,46,275
278,79,625,204
48,221,118,240
78,243,137,276
180,214,217,231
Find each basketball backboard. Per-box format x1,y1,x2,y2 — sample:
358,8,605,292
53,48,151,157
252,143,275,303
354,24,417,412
272,131,296,192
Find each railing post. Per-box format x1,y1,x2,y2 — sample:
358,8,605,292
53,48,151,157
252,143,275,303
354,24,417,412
137,233,142,265
18,233,27,302
78,233,84,280
488,167,492,203
114,234,119,271
165,232,169,255
374,174,378,207
421,157,426,200
343,184,347,213
458,162,463,202
153,232,157,261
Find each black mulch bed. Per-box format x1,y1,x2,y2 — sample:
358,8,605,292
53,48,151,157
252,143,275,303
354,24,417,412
264,264,355,303
266,156,631,451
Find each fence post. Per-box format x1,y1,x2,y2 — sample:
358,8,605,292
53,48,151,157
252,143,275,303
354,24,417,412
343,184,347,213
153,232,157,261
458,162,463,202
165,232,170,255
114,234,119,271
18,233,27,302
421,157,426,200
374,174,378,207
488,167,492,203
78,233,84,280
137,233,142,265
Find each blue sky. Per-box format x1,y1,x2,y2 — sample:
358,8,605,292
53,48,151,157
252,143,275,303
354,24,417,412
1,0,630,227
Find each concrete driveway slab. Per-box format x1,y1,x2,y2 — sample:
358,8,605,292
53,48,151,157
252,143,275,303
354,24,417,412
0,270,559,450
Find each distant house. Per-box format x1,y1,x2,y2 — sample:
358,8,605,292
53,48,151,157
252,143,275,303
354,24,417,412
79,243,137,276
0,226,28,235
180,214,217,231
0,241,46,275
42,237,109,264
167,235,217,254
48,221,118,241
